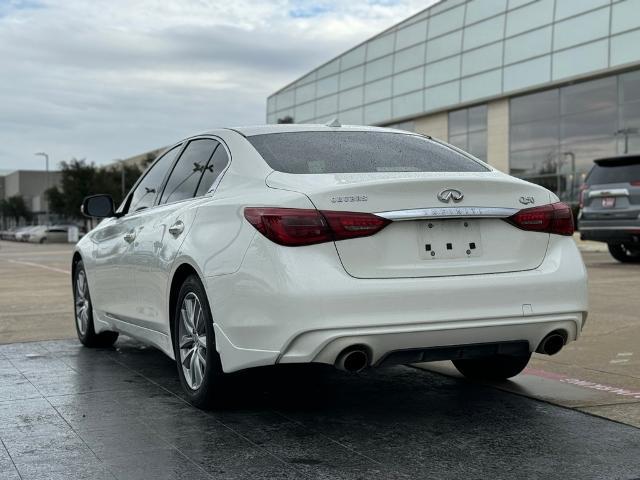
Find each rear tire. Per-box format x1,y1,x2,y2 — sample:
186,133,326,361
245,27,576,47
173,274,226,409
452,353,531,381
608,243,640,263
73,260,119,348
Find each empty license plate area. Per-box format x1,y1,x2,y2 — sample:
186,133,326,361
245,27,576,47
419,220,482,260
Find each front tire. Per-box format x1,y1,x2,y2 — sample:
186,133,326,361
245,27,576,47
608,243,640,263
73,260,119,348
452,353,531,381
173,275,226,409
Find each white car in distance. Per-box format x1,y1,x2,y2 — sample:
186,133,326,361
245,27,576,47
27,225,72,244
74,124,588,408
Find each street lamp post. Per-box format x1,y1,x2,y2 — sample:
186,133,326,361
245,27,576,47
614,128,639,154
34,152,49,224
562,152,576,203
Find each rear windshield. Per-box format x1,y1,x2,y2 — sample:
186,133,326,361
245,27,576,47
587,159,640,185
248,131,489,174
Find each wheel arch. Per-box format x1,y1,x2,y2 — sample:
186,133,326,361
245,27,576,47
71,251,83,282
168,260,208,350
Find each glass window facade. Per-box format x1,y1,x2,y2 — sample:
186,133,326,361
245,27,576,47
267,0,640,130
448,105,488,161
509,71,640,203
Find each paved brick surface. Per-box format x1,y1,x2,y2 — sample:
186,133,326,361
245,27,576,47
0,338,639,480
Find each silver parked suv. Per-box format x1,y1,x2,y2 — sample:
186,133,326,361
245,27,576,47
578,155,640,263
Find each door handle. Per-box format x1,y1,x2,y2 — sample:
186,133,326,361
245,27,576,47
168,220,185,237
123,230,136,243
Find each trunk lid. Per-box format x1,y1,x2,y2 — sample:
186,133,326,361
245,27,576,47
582,181,640,220
267,171,553,278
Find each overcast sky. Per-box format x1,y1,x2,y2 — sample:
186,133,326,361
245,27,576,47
0,0,435,172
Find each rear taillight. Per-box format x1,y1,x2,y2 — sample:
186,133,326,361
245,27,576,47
578,184,587,209
505,202,574,236
243,207,390,246
322,210,391,240
243,208,331,246
631,180,640,186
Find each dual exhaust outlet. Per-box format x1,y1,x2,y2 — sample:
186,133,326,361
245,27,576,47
536,331,566,356
335,346,370,373
334,331,566,373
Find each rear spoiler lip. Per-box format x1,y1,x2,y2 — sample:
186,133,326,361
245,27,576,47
376,206,519,221
593,155,640,167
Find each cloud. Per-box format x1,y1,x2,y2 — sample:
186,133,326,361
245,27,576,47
289,1,334,18
0,0,434,171
0,0,43,17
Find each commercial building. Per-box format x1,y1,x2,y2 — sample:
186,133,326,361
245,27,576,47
0,169,62,226
119,147,166,169
267,0,640,202
0,170,61,210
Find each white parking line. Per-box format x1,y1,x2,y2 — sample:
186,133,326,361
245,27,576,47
7,259,71,275
0,249,71,257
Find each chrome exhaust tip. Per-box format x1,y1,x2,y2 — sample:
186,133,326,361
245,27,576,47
335,347,369,373
536,332,566,356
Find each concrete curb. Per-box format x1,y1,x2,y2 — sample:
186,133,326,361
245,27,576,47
573,233,608,253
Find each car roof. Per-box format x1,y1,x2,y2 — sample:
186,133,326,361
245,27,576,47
220,124,421,138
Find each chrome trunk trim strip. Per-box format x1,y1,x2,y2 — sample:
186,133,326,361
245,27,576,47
377,207,519,221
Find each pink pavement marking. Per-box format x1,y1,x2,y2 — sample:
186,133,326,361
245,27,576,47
524,367,640,399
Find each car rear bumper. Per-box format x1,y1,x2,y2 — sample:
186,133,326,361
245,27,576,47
579,224,640,243
207,234,588,373
277,312,584,367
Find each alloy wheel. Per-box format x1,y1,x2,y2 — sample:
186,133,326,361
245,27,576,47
75,270,90,335
178,292,207,390
620,244,640,258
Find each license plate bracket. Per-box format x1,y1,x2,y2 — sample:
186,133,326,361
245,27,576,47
419,220,482,260
602,197,616,208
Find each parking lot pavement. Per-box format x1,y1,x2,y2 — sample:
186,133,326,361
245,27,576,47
0,240,75,344
1,240,640,478
0,338,638,480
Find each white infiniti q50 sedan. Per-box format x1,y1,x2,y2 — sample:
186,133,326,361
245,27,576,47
73,124,588,408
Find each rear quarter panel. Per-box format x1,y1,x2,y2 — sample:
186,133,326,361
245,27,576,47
183,177,319,278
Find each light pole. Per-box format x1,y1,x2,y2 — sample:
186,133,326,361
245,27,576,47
614,128,639,154
34,152,49,224
562,151,576,203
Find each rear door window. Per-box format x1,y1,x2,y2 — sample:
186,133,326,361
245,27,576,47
587,158,640,185
195,144,230,197
160,139,218,204
248,131,488,174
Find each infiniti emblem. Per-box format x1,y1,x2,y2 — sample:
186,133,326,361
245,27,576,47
437,188,464,203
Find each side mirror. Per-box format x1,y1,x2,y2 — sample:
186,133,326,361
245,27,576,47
81,194,116,218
